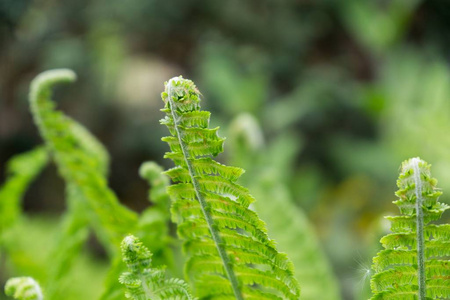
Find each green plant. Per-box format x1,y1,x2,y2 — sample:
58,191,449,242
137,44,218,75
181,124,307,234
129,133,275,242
2,71,303,299
370,158,450,299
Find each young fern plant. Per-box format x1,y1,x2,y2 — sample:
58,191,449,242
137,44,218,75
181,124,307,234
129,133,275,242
370,158,450,299
119,235,195,300
160,77,300,299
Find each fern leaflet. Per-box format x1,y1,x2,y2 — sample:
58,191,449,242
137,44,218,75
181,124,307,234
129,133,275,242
119,235,195,300
370,158,450,299
160,76,300,299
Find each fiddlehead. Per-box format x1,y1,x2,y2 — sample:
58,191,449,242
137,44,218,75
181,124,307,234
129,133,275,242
370,158,450,299
160,76,300,299
119,235,195,300
4,277,44,300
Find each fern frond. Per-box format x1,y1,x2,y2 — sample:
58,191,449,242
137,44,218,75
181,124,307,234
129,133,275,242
160,76,300,299
119,235,195,300
0,147,48,242
28,69,140,300
29,69,138,253
4,277,44,300
370,157,450,299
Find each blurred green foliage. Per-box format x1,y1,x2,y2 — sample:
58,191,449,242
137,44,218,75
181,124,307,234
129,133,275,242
1,0,450,299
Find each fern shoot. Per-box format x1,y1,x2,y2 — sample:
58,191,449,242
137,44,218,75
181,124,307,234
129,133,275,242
119,235,195,300
4,277,44,300
370,157,450,299
160,76,300,299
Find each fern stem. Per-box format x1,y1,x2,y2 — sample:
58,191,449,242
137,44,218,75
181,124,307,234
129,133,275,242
167,84,243,300
411,158,426,299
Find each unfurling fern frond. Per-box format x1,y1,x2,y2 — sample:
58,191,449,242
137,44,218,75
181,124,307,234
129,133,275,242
4,277,44,300
29,69,138,254
370,158,450,299
160,76,300,299
29,69,139,300
119,235,195,300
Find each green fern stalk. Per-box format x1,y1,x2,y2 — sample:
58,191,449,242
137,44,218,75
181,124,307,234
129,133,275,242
411,158,426,299
370,157,450,299
5,277,44,300
119,235,195,300
160,76,300,299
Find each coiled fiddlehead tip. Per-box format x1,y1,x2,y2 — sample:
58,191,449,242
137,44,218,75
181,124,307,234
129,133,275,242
5,277,43,300
397,157,437,196
161,76,201,107
121,235,152,270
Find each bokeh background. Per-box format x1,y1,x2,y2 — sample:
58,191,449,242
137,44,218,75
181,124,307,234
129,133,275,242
1,0,450,299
